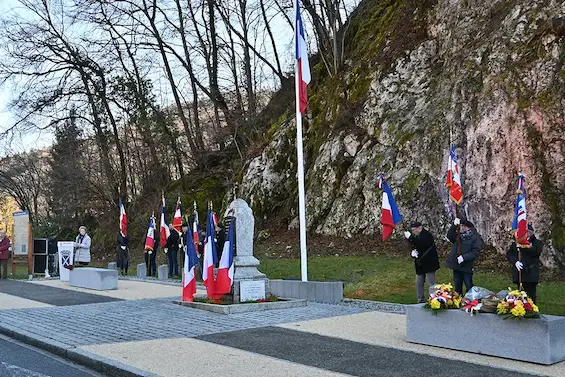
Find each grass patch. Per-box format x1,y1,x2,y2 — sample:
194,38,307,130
259,256,565,316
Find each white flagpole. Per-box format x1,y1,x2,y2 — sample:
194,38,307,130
295,0,308,282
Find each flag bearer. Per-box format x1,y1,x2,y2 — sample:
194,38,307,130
506,224,543,303
446,218,483,295
404,222,440,303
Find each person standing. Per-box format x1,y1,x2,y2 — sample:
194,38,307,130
165,224,180,277
215,222,225,266
116,231,130,276
0,230,11,279
75,226,91,265
446,218,483,295
506,224,543,303
146,232,158,277
404,222,440,303
179,222,189,269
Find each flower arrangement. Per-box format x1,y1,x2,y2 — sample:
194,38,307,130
496,290,540,319
462,299,482,316
424,283,462,314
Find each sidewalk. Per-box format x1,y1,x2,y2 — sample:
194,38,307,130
0,278,563,377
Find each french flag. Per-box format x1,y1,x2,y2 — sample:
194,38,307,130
202,211,218,298
173,197,182,232
119,199,128,236
215,220,235,297
160,196,170,248
295,0,310,113
144,215,156,252
193,209,200,255
512,174,531,248
378,176,402,241
446,144,463,204
182,226,199,302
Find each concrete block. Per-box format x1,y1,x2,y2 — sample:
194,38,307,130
268,280,344,303
306,282,317,301
137,263,146,279
69,268,118,291
315,282,325,302
157,264,168,280
406,304,565,365
107,262,117,270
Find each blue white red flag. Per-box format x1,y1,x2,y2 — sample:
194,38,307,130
378,176,402,241
215,220,235,297
160,196,170,248
144,215,156,251
512,174,531,248
119,199,128,236
446,144,463,204
202,211,218,298
173,198,182,232
182,226,199,302
193,209,200,255
295,0,311,113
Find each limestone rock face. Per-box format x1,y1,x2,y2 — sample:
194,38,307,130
239,0,565,267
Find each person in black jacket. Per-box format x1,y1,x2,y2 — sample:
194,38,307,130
179,222,189,269
165,224,180,277
116,231,130,276
215,222,225,266
404,222,440,303
446,218,483,295
506,224,543,303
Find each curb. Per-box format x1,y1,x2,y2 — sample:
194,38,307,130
339,298,407,314
0,324,161,377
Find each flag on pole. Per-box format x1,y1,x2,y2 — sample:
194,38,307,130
193,209,200,255
446,144,464,204
295,0,311,113
119,199,128,236
144,215,156,252
182,226,199,302
173,198,182,232
202,211,218,298
512,174,531,248
215,220,235,297
160,196,170,248
378,176,402,241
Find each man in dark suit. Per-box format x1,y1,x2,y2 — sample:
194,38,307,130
507,224,543,303
405,222,440,303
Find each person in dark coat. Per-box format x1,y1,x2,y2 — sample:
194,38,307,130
506,224,543,303
179,223,189,269
116,231,130,276
404,222,440,303
145,232,158,277
215,222,225,266
0,230,11,279
446,218,483,295
165,224,180,277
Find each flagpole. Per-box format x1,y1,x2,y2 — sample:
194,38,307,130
295,0,308,282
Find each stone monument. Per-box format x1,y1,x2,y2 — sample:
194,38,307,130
225,199,268,303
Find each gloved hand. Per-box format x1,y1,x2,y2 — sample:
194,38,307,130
404,231,411,239
164,248,168,254
411,249,418,258
457,255,464,264
120,245,126,250
148,250,153,255
515,261,523,271
454,218,461,226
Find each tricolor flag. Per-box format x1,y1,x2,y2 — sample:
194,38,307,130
182,226,199,302
512,174,531,248
378,176,402,241
160,196,170,248
144,215,156,252
193,209,200,254
215,220,235,297
119,199,128,236
295,0,311,113
173,198,182,232
202,211,218,298
445,144,463,204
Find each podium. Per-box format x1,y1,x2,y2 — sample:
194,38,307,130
57,241,77,281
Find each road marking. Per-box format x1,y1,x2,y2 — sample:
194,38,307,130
1,362,52,377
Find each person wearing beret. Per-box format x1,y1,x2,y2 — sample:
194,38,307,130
506,224,543,303
446,218,484,295
404,222,440,303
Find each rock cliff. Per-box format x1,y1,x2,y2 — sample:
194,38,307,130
240,0,565,267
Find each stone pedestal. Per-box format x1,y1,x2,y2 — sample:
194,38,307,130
69,268,118,290
157,264,168,280
108,262,117,270
137,263,146,279
225,199,268,303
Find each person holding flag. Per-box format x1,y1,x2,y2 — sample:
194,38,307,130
506,174,543,303
446,218,483,295
116,199,130,275
182,225,199,302
160,195,170,250
377,175,402,241
215,221,235,298
202,211,218,298
144,214,157,276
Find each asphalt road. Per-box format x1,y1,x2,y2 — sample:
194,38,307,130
0,335,104,377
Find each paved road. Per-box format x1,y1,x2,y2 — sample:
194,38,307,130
199,327,541,377
0,280,121,306
0,335,103,377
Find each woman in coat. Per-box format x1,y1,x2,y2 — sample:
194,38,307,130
75,226,91,265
